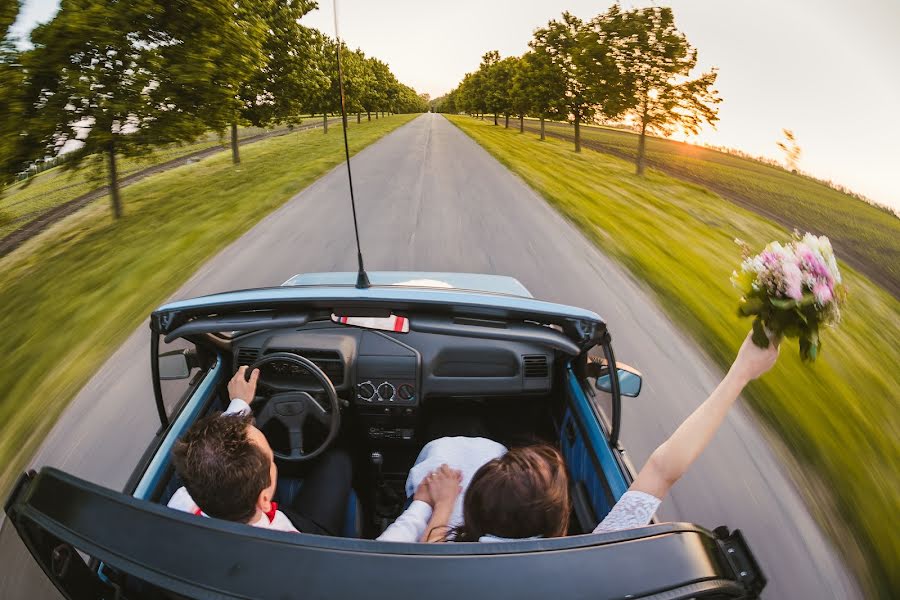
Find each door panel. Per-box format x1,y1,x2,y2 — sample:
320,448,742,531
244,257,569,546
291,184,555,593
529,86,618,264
561,368,629,528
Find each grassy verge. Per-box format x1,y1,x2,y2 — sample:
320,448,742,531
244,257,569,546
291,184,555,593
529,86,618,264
519,117,900,297
448,115,899,597
0,113,417,497
0,121,321,238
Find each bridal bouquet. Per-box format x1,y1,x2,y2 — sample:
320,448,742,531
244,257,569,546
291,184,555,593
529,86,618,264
732,232,846,361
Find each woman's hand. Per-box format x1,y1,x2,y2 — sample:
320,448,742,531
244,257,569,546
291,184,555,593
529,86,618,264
426,464,463,509
729,331,780,385
422,464,462,543
413,479,434,507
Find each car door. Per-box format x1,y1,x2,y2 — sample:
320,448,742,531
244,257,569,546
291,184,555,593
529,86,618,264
123,334,227,502
559,356,629,533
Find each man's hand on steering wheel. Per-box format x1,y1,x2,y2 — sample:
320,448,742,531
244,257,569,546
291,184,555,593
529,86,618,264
228,366,260,402
243,352,342,462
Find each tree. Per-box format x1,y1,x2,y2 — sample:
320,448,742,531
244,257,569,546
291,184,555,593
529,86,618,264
514,50,564,140
477,50,503,125
493,56,518,128
457,71,486,118
235,1,324,151
0,0,29,185
777,129,802,172
150,0,269,165
615,7,721,176
508,56,530,132
531,13,595,152
23,0,191,217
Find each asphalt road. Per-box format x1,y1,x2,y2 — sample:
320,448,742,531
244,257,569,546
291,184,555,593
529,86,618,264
0,114,860,599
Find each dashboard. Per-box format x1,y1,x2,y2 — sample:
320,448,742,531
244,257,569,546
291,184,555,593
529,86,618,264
231,322,555,441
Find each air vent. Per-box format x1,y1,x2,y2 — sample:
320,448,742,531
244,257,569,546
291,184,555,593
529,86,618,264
236,347,260,365
523,355,549,378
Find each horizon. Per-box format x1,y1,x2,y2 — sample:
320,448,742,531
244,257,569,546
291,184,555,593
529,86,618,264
10,0,900,211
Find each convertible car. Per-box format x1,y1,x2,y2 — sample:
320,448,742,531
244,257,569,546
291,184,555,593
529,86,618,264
5,272,766,599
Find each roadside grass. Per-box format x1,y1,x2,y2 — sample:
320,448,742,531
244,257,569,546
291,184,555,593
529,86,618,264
448,115,899,598
522,118,900,297
0,120,319,238
0,113,417,498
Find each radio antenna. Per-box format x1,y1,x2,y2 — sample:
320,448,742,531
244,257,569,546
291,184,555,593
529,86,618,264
333,0,370,289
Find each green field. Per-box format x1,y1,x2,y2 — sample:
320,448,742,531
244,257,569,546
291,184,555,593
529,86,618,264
0,121,318,239
448,115,899,597
0,114,416,501
521,118,900,298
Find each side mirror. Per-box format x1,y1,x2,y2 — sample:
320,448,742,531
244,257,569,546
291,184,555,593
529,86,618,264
158,350,194,380
595,363,643,398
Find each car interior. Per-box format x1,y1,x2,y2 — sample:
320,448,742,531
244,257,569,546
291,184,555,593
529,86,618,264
151,316,622,540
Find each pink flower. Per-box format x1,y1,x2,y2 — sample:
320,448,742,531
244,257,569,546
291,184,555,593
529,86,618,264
783,262,803,300
798,248,831,282
813,281,833,304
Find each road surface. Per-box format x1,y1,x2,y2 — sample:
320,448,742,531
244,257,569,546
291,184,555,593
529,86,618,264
0,114,859,598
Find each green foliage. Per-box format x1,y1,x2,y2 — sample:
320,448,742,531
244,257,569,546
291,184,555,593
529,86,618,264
443,5,719,160
0,114,416,504
449,115,899,598
611,6,720,175
236,1,324,128
514,50,565,119
5,1,424,223
0,1,20,35
0,13,27,185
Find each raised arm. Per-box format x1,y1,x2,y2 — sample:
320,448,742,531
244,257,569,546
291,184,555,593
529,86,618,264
630,332,779,499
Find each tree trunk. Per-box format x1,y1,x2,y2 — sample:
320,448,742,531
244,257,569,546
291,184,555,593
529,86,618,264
540,116,545,140
519,115,524,133
323,113,328,134
493,113,498,126
574,115,581,153
230,121,240,164
504,113,509,128
357,112,361,124
375,111,379,120
636,122,648,176
636,100,649,176
106,141,122,219
367,111,371,121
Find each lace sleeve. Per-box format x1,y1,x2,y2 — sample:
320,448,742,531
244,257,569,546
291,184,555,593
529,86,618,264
593,491,661,534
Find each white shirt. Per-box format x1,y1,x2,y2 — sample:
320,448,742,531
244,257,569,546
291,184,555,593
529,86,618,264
377,436,507,542
376,437,661,543
166,398,300,533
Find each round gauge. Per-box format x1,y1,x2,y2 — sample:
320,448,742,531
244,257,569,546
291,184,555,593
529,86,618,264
397,384,415,401
358,381,376,401
377,382,395,401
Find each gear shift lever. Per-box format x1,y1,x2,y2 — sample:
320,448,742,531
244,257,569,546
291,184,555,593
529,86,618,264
370,451,384,487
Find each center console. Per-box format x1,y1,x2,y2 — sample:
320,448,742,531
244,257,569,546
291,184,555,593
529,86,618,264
356,331,420,442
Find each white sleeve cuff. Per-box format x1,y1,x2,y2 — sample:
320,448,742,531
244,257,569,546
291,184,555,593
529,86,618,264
224,398,251,416
405,500,434,522
376,500,434,542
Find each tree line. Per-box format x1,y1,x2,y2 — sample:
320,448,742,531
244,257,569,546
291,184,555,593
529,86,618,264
431,6,721,177
0,0,428,218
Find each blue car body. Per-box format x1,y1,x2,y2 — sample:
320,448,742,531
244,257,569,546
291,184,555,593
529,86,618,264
5,272,766,599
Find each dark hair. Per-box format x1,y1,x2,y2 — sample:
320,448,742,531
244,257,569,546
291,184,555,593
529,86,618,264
450,444,570,542
171,413,270,523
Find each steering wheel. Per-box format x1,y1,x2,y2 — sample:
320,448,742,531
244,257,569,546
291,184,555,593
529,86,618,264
245,352,341,462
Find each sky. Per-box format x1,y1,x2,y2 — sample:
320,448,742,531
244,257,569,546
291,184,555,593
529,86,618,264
10,0,900,211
